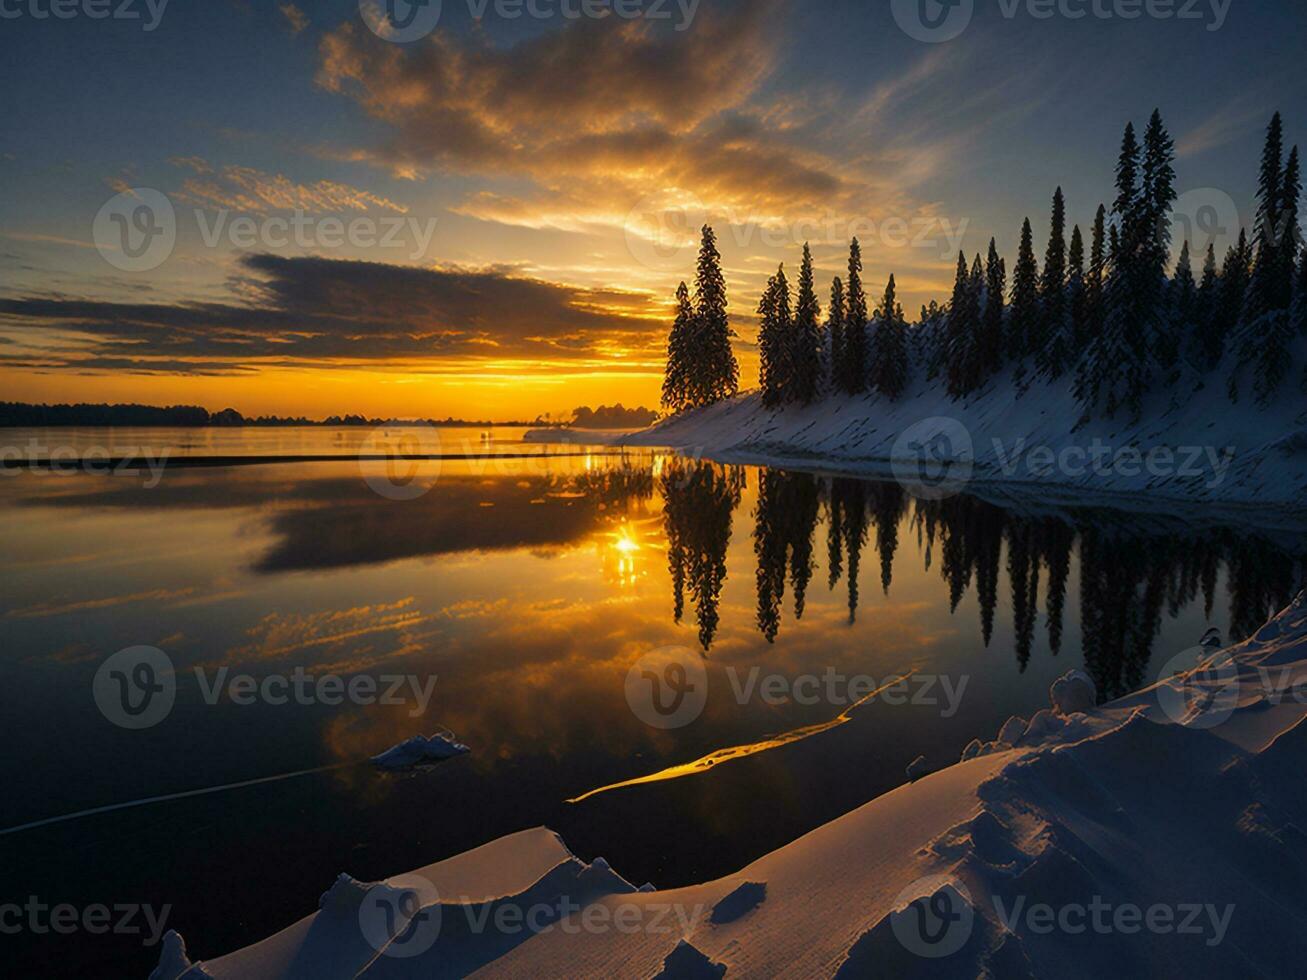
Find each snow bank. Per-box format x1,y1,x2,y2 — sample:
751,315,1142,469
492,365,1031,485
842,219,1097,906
597,364,1307,506
157,593,1307,978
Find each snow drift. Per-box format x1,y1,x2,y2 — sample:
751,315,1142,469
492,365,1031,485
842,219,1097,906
154,591,1307,978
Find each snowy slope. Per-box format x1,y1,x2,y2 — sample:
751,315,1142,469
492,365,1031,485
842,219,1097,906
600,360,1307,508
155,591,1307,979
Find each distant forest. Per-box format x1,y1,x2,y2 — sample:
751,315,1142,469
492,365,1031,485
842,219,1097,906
0,402,655,429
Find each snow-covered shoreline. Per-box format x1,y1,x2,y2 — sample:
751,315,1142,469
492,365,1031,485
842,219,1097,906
154,591,1307,978
529,364,1307,509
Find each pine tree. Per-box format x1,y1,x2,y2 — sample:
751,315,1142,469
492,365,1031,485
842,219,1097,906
757,264,792,407
981,238,1006,377
840,239,869,394
1087,205,1108,339
1142,111,1178,268
792,243,822,404
1141,110,1178,367
1162,240,1195,370
1278,145,1301,312
690,225,738,407
1293,250,1307,336
1216,229,1252,360
945,252,981,398
1037,187,1069,378
918,299,949,380
869,273,909,400
1240,138,1302,405
662,281,694,411
1194,242,1221,367
1251,298,1294,404
1067,224,1088,357
1080,122,1153,418
1009,217,1040,384
825,277,845,389
1243,114,1286,328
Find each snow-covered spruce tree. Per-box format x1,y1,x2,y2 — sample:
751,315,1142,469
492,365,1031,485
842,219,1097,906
1249,299,1295,404
1214,229,1251,366
1008,217,1040,387
1241,113,1285,330
1232,123,1301,404
1067,225,1088,359
869,273,910,400
981,238,1006,377
792,243,823,404
757,264,792,408
825,276,845,390
662,280,694,412
690,225,739,407
1296,250,1307,336
1037,187,1070,379
944,251,981,398
1192,243,1220,367
1087,205,1108,341
1141,110,1178,376
1276,145,1301,312
841,238,869,395
918,300,948,381
1163,240,1196,370
1079,121,1156,419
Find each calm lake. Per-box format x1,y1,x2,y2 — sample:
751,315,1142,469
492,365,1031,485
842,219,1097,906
2,427,1304,976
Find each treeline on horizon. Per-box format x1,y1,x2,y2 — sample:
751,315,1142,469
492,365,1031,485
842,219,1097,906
662,110,1306,420
0,403,654,429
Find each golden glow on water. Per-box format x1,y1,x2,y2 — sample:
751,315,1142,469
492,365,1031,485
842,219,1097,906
565,670,918,804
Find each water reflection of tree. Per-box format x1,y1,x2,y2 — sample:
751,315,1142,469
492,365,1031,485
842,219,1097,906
661,466,1306,699
753,469,821,642
661,459,744,650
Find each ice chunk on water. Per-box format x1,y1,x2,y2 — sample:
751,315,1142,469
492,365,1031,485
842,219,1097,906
371,731,470,771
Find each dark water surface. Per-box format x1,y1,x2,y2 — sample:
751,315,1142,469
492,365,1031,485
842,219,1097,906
1,429,1303,976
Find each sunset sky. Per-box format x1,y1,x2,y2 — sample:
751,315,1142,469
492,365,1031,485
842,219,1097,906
2,0,1304,420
